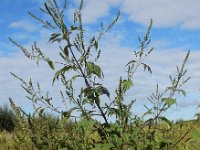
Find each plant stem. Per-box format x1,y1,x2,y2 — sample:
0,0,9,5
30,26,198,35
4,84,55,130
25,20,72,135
66,38,109,126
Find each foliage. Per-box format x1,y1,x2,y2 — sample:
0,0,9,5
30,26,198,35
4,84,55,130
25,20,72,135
7,0,195,149
0,104,17,132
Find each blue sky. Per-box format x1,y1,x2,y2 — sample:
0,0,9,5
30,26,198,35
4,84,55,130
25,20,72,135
1,0,200,121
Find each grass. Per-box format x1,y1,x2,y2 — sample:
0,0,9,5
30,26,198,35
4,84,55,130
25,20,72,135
0,119,200,149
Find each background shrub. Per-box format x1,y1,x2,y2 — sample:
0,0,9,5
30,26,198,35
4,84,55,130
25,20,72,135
0,104,17,132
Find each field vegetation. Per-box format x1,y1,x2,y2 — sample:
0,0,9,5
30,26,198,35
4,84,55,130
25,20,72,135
0,107,200,149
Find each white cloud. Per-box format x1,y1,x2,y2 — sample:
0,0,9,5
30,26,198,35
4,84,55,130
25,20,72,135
2,0,200,120
9,20,37,32
121,0,200,29
69,0,122,24
9,33,29,41
1,34,200,120
81,0,109,23
69,0,200,29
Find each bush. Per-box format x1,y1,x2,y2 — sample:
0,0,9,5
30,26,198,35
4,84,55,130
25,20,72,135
0,104,17,132
175,118,185,124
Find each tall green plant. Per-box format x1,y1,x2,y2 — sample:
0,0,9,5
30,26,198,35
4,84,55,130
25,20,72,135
9,0,193,149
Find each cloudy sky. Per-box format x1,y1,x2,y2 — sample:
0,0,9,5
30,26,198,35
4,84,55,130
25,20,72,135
1,0,200,121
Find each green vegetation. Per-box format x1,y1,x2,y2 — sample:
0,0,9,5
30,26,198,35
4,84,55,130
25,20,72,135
0,104,17,132
1,0,200,149
1,117,200,149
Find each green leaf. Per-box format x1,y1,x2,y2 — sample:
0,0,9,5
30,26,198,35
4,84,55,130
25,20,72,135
159,116,173,128
162,98,176,107
95,86,110,98
82,87,103,106
53,66,73,84
108,108,120,116
64,45,69,58
44,98,51,105
143,105,153,116
86,62,103,78
142,63,152,74
94,94,100,105
39,108,45,115
70,25,79,31
49,33,61,43
177,89,186,96
94,40,98,50
62,107,77,118
126,60,136,66
71,75,81,81
82,88,96,100
47,59,55,70
122,79,133,91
